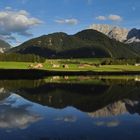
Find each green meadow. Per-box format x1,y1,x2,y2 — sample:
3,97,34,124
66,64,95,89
0,58,140,72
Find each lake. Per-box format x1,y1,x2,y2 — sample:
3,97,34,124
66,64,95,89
0,76,140,140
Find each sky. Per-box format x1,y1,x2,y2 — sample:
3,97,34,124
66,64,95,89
0,0,140,46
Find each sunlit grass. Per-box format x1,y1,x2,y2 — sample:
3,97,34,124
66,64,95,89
0,62,31,69
0,59,139,72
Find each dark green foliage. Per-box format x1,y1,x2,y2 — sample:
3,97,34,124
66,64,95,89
101,58,138,65
101,59,112,65
0,53,45,62
128,42,140,54
10,29,140,58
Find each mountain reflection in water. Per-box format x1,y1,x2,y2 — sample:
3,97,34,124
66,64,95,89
0,76,140,140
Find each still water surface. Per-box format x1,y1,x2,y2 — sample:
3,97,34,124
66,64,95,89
0,76,140,140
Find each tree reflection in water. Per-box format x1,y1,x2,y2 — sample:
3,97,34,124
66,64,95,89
0,76,140,140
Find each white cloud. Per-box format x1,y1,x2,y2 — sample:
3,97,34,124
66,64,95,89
96,14,123,22
0,8,43,42
55,18,78,25
96,16,107,21
108,14,122,21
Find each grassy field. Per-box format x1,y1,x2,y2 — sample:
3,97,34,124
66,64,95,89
0,62,31,69
0,59,140,72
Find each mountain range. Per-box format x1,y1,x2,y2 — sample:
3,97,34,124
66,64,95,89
9,29,140,59
0,24,139,59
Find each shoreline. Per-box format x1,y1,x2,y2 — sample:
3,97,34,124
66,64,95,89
0,69,140,79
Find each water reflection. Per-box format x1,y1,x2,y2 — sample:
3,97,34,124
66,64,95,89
0,76,140,140
94,120,120,127
0,94,42,130
88,100,140,117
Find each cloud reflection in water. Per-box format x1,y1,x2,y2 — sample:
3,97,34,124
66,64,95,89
0,94,42,129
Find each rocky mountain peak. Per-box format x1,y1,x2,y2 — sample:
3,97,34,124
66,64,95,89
126,28,140,43
108,26,129,42
89,24,115,35
89,24,140,43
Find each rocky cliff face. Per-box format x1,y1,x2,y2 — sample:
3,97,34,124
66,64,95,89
89,24,140,43
108,27,128,42
89,24,115,35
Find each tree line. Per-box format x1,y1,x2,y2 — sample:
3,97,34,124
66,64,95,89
0,53,45,62
101,58,140,65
